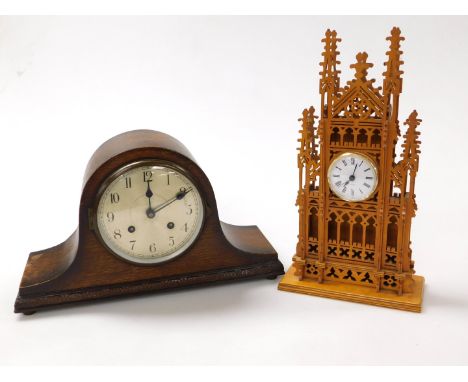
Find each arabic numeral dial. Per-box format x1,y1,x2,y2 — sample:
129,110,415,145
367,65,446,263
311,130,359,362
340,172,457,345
96,162,204,264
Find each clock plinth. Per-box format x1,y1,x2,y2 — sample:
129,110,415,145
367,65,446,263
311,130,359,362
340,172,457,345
279,266,424,312
279,28,425,312
15,130,284,314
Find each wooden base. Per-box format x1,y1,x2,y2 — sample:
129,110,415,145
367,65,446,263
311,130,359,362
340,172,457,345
15,222,284,314
278,265,424,312
15,260,283,314
14,130,286,314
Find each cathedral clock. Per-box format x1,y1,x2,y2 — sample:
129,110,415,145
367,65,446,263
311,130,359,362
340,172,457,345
278,27,425,312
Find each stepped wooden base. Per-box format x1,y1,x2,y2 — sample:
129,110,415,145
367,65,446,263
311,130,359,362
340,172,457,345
278,265,424,312
15,260,284,314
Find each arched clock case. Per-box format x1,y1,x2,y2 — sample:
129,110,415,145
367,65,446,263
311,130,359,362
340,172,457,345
15,130,284,314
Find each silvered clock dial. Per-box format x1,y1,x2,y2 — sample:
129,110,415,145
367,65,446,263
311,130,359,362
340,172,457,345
96,162,204,264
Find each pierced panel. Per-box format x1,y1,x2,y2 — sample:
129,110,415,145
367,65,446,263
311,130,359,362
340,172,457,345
323,264,376,287
327,243,375,265
381,274,400,290
325,210,377,262
308,241,319,257
386,215,399,252
328,124,382,150
304,259,320,279
308,207,319,241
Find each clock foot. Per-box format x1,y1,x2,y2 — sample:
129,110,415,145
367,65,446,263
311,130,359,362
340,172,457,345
266,275,278,280
23,311,36,316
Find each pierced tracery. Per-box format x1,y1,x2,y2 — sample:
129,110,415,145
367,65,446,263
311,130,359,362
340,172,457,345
292,28,422,296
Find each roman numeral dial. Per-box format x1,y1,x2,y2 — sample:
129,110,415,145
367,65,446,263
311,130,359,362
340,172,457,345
327,152,378,202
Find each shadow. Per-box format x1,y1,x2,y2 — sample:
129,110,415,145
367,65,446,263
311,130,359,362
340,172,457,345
423,284,468,311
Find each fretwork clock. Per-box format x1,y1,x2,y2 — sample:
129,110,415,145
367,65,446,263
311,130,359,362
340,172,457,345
15,130,284,314
278,28,425,312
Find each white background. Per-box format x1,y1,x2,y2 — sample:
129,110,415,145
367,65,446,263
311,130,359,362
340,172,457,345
0,16,467,365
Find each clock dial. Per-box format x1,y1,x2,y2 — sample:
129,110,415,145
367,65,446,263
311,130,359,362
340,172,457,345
96,162,204,264
327,152,378,201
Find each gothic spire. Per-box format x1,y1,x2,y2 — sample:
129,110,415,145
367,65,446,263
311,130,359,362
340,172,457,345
401,110,421,173
298,106,317,162
383,27,405,96
319,29,341,96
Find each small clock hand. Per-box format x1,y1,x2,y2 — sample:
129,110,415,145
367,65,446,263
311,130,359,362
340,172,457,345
347,165,357,183
152,187,192,214
145,181,155,218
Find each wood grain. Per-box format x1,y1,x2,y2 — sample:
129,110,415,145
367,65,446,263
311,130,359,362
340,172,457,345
15,130,284,314
280,28,424,312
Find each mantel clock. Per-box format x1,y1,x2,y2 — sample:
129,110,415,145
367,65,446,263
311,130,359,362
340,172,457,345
15,130,284,314
278,28,425,312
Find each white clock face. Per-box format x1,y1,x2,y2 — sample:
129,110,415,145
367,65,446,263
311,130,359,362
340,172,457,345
327,152,378,201
96,162,204,264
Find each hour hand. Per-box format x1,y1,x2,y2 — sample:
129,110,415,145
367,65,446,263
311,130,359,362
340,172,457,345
146,181,154,199
145,181,155,218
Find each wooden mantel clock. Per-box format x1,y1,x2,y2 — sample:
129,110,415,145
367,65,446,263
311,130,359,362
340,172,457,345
15,130,284,314
278,27,425,312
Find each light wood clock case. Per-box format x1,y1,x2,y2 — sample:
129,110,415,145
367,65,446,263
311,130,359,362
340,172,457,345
278,28,425,312
15,130,284,314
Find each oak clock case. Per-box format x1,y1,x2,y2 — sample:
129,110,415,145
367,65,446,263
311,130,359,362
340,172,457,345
14,130,284,314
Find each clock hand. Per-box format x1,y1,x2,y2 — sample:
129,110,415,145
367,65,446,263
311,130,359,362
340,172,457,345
342,165,358,188
152,187,193,214
349,164,358,181
145,181,156,218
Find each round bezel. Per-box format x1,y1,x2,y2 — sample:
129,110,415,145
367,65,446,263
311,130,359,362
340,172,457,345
94,160,205,265
327,152,379,202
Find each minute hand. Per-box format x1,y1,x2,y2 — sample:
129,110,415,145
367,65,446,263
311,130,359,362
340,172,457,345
152,187,192,213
